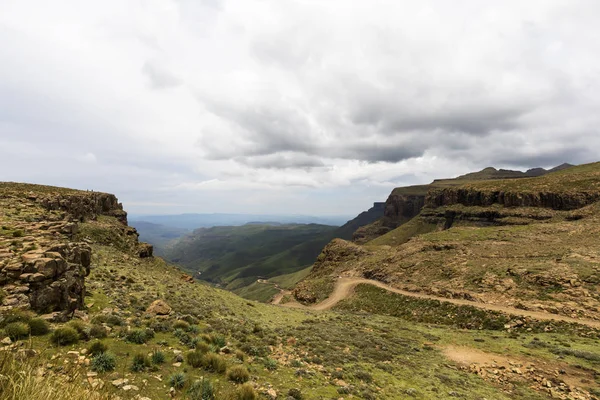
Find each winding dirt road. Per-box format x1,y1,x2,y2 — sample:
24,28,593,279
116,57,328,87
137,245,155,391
278,277,600,329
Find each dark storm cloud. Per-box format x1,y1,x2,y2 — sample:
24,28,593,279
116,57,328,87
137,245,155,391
235,153,324,169
493,145,592,169
3,0,600,215
351,101,526,135
198,98,318,158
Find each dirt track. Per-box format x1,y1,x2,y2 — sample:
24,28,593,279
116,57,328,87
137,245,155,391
278,277,600,329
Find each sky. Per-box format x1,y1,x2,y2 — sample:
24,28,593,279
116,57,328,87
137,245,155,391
1,1,599,216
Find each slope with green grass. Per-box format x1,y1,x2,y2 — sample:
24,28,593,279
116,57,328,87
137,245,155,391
162,223,337,284
161,203,383,300
2,182,600,399
295,162,600,326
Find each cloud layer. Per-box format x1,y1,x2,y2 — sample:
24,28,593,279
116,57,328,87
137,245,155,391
1,0,599,215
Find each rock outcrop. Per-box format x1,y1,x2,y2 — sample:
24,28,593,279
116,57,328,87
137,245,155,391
0,182,151,317
35,191,128,224
1,243,92,313
146,299,172,315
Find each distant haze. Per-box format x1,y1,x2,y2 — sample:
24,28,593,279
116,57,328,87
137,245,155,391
1,1,598,215
129,213,353,230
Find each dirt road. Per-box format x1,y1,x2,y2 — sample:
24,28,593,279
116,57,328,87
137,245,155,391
278,277,600,329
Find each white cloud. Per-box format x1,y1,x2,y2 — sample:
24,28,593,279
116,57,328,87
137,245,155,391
1,0,598,215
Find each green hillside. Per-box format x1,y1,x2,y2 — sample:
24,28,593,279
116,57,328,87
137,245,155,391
163,223,337,286
161,204,384,299
3,179,600,399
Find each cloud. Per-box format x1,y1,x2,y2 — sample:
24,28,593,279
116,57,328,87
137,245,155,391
1,0,600,215
76,152,97,163
142,61,182,89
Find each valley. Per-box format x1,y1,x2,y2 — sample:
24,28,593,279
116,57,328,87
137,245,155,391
2,163,600,399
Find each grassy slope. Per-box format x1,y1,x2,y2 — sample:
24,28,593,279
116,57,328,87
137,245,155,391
163,224,336,282
458,161,600,193
297,162,600,322
3,183,599,399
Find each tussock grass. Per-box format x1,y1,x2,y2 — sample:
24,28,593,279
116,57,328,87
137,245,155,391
0,352,112,400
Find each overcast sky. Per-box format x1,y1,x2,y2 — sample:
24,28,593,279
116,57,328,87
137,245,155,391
1,1,599,216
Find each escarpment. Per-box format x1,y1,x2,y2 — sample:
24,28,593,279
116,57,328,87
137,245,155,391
0,182,152,319
425,188,600,211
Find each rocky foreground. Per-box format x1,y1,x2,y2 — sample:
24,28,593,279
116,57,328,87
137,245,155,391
0,183,152,319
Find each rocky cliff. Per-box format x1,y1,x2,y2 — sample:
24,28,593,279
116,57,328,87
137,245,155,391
0,183,151,319
353,163,576,243
425,188,600,210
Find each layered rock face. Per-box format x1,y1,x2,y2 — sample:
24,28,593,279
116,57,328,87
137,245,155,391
352,195,425,243
0,183,148,317
2,243,92,313
426,188,600,211
35,191,128,224
383,194,425,226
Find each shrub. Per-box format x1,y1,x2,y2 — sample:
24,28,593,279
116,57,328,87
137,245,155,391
288,388,303,400
187,378,215,400
87,340,108,356
91,352,116,373
201,353,227,373
213,335,226,348
89,324,108,339
50,327,79,346
169,372,186,390
151,350,166,364
66,320,90,340
227,365,250,383
5,322,30,340
195,342,211,354
355,370,373,383
0,310,32,328
125,329,150,344
236,384,257,400
263,358,278,370
131,353,151,372
106,315,124,326
27,318,49,336
143,328,155,340
235,350,245,362
173,320,190,331
186,350,204,368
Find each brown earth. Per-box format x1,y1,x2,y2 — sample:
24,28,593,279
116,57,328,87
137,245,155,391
281,277,600,328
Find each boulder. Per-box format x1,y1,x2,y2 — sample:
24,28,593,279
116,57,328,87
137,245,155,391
146,300,172,315
138,243,153,258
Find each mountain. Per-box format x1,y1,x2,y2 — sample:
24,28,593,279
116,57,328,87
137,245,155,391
162,223,338,285
128,220,189,255
294,162,600,325
129,213,353,230
2,177,600,400
353,163,575,243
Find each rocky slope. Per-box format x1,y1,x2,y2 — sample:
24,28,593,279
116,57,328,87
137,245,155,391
354,163,575,243
0,183,151,319
295,162,600,324
2,181,600,400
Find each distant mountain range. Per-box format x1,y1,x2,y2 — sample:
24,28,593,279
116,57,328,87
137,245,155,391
129,213,353,230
